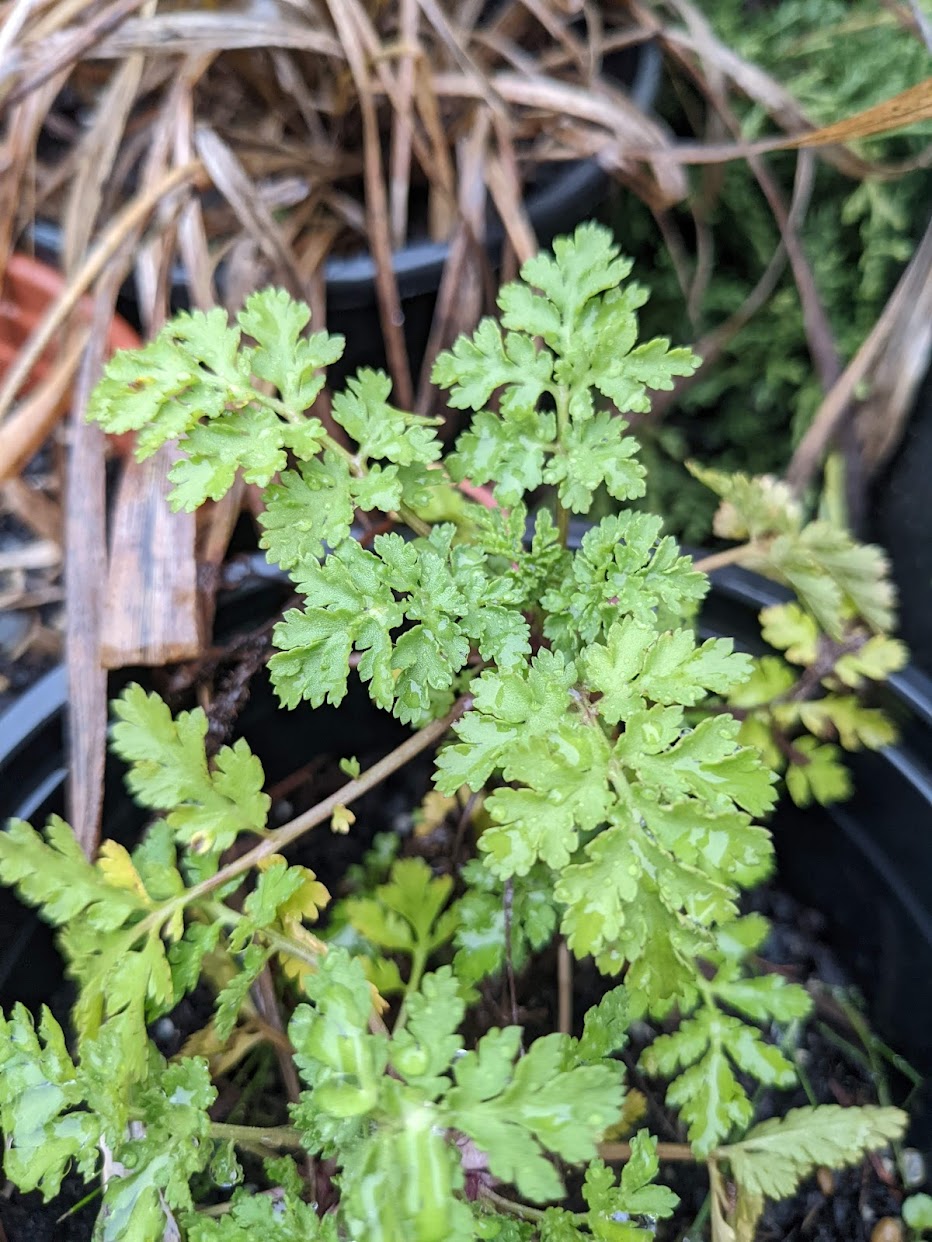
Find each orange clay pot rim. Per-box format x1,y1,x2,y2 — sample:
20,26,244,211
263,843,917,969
1,253,140,354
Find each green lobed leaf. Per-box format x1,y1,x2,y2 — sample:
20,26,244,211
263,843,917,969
583,617,753,724
0,1005,100,1198
719,1104,907,1201
237,286,344,413
332,368,442,466
641,1006,797,1156
444,1029,624,1203
448,407,556,507
110,685,269,851
184,1189,332,1241
581,1138,678,1234
542,514,708,650
541,411,645,513
432,317,554,414
345,858,459,958
0,816,145,931
453,862,558,989
391,968,465,1099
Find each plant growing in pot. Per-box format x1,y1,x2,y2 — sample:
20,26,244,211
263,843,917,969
0,224,915,1241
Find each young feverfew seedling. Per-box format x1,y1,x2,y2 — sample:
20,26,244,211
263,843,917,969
0,224,907,1241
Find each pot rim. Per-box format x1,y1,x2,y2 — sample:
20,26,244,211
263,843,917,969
2,558,929,788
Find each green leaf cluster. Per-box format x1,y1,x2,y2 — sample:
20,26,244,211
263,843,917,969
540,1138,678,1241
0,1004,218,1241
723,598,907,808
437,223,697,512
0,222,909,1240
289,947,628,1240
437,620,775,1017
711,1104,908,1237
639,915,810,1154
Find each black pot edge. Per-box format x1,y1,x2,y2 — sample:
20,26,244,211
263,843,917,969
3,558,931,795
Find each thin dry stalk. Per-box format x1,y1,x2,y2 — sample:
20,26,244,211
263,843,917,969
425,68,689,208
2,0,148,105
173,62,218,311
667,1,843,393
0,323,88,483
649,155,813,419
787,215,932,492
62,46,147,272
325,0,413,407
89,10,343,60
196,126,305,297
2,475,61,544
65,277,125,857
0,159,203,424
0,72,68,270
417,109,490,410
388,0,418,249
0,0,41,70
557,939,572,1036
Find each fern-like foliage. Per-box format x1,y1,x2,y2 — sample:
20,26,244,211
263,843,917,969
690,466,908,806
710,1104,907,1239
0,224,910,1240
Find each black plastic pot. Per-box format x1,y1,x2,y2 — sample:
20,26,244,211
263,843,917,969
871,360,932,679
27,42,660,381
2,561,932,1151
702,565,932,1144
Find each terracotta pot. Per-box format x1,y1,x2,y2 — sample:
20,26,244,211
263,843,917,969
0,254,140,479
0,254,139,389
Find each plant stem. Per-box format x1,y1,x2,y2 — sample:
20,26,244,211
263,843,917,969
479,1186,549,1224
209,1121,305,1150
259,390,433,538
393,943,429,1036
204,902,324,973
598,1139,697,1163
691,543,756,575
554,385,571,546
145,698,468,937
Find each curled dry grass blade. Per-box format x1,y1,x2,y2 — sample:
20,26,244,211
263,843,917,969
634,0,932,177
787,216,932,494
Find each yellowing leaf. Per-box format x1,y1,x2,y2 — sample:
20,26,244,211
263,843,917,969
277,920,327,986
96,841,153,906
331,805,356,835
784,737,851,807
759,603,819,666
834,634,909,687
258,854,330,923
602,1088,649,1141
414,791,458,838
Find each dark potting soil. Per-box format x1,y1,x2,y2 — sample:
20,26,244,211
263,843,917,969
0,668,919,1240
0,1171,101,1242
4,871,908,1241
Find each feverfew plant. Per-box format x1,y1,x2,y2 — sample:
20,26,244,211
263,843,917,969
0,225,908,1241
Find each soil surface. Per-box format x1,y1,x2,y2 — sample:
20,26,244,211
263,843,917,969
0,872,914,1242
0,651,921,1241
